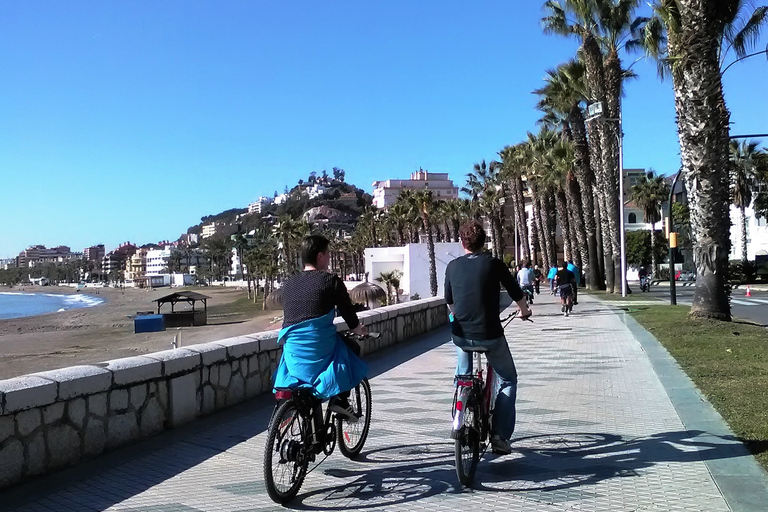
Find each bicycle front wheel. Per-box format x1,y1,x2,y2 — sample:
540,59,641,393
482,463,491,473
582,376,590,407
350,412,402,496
263,399,310,503
455,394,480,486
337,378,372,459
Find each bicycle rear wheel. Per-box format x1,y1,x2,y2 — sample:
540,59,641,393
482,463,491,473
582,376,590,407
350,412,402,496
337,378,372,459
263,399,310,503
455,393,480,486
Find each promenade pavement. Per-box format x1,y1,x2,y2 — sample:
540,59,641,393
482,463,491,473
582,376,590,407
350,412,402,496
3,292,767,511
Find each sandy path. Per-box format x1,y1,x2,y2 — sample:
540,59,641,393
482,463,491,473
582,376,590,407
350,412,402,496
0,285,281,379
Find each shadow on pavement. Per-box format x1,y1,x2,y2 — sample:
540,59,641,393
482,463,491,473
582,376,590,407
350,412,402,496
2,326,452,511
278,429,762,508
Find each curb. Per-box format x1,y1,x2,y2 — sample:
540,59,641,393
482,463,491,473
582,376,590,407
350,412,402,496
645,281,768,292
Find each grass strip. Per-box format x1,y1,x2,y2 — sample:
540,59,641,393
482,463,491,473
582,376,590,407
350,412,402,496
628,305,768,470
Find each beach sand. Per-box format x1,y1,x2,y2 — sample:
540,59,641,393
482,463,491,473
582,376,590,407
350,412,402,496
0,285,282,380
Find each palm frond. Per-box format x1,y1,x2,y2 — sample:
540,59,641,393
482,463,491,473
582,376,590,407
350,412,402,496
731,6,768,58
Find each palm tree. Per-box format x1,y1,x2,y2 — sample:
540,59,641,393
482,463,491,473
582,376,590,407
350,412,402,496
464,160,507,258
385,202,409,245
534,59,602,288
499,146,533,264
730,140,766,264
640,0,768,320
376,270,403,304
275,216,306,276
544,0,619,292
358,206,380,248
631,170,670,275
408,189,439,296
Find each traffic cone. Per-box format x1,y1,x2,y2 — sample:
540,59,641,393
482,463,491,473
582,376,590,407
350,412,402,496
746,286,752,297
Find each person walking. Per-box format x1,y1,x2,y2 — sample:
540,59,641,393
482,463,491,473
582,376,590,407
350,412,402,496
555,261,577,317
566,261,581,305
444,221,532,455
533,265,542,295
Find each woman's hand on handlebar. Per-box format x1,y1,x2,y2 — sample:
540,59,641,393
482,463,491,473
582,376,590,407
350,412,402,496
352,323,368,336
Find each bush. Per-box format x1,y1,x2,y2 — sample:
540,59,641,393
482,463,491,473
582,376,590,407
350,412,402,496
730,260,759,284
657,267,670,280
503,254,514,268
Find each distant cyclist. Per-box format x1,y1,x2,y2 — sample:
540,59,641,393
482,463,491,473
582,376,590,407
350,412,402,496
517,261,535,304
273,235,368,422
555,261,577,317
444,222,532,455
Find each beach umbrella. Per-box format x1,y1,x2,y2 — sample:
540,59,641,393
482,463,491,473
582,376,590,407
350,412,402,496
266,288,283,310
349,281,386,310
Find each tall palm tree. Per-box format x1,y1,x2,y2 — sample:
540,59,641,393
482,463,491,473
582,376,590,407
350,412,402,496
730,140,766,264
641,0,768,320
498,145,532,263
386,202,409,245
544,0,620,292
408,189,439,296
464,160,506,258
631,170,670,275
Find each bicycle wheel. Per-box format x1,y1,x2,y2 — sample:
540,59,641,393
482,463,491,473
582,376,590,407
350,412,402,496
455,392,480,486
337,378,372,459
263,399,310,504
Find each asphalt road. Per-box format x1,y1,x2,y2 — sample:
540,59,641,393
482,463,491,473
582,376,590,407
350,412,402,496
642,285,768,326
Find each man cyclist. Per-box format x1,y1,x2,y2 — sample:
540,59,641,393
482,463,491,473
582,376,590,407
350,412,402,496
273,235,367,422
555,261,577,317
517,261,535,304
444,222,532,455
566,260,581,305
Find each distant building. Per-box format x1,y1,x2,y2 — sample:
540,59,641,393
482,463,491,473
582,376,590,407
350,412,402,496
305,184,326,199
125,248,148,284
730,204,768,261
273,193,289,205
146,248,171,275
1,258,17,270
102,243,137,278
337,192,358,206
623,168,650,198
17,245,74,268
83,244,105,263
372,170,459,209
201,223,220,239
248,196,273,214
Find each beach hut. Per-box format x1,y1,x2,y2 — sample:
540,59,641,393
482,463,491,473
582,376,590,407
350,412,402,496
153,291,211,327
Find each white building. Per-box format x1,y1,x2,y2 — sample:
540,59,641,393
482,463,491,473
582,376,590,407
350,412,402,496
273,193,289,205
364,242,464,301
201,223,218,239
305,184,326,199
372,170,459,209
730,204,768,260
146,248,171,275
248,196,273,214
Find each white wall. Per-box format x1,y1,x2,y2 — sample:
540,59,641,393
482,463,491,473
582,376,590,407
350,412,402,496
730,204,768,260
365,242,464,300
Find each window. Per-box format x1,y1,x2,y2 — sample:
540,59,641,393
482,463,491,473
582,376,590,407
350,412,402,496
628,213,637,224
758,216,767,227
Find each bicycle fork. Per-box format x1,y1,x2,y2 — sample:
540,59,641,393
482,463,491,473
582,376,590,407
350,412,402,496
452,379,473,435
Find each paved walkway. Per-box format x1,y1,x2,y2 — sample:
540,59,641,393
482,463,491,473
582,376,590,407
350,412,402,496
4,293,768,511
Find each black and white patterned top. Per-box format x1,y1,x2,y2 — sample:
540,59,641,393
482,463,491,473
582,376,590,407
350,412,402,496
281,270,360,329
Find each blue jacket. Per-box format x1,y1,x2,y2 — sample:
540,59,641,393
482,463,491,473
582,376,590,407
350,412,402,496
272,309,368,399
567,263,581,285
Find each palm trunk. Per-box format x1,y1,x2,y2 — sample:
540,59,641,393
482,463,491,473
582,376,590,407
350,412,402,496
566,175,586,270
569,105,599,288
741,206,748,263
593,189,607,289
423,216,438,296
671,0,731,320
532,189,551,268
546,194,558,267
556,190,572,264
512,176,531,262
530,219,540,266
452,218,461,243
603,49,625,293
650,226,657,275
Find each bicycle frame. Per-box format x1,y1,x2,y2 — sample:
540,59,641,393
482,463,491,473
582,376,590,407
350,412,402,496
452,352,495,441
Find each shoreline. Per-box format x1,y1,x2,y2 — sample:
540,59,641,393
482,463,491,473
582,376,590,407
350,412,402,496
0,288,106,321
0,285,282,379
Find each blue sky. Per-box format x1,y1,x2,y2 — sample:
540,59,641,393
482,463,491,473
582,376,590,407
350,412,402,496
1,1,766,258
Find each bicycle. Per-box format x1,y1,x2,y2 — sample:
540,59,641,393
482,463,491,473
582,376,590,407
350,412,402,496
451,311,531,486
263,331,377,504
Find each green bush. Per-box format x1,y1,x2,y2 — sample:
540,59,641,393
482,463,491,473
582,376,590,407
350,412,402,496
730,260,760,284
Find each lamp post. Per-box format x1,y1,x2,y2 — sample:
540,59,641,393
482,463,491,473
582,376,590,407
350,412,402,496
667,169,683,305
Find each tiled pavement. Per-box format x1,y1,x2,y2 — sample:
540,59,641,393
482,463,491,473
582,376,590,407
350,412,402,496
4,293,767,511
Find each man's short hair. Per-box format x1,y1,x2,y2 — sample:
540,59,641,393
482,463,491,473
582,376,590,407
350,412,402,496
561,261,568,269
301,235,330,266
459,222,486,252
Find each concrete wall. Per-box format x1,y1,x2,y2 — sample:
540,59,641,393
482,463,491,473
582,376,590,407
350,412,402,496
0,297,448,489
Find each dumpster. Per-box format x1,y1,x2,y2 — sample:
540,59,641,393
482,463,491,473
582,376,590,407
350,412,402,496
134,314,166,333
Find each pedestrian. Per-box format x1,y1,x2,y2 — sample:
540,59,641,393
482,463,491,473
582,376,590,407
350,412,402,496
547,265,558,295
533,265,542,295
566,261,580,305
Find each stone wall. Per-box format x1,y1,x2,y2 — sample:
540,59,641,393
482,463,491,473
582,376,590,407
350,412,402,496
0,297,447,488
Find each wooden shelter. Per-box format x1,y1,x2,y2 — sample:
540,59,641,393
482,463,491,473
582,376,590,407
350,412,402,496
154,291,211,327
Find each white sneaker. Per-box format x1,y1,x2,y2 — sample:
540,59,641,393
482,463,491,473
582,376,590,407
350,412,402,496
491,435,512,455
330,399,359,423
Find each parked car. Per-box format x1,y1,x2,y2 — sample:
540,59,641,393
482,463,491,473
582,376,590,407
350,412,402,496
677,270,696,281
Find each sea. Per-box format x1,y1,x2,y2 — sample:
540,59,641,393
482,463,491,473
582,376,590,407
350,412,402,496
0,292,105,320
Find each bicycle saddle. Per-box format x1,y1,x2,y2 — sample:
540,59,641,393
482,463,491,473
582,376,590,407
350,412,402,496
461,346,490,353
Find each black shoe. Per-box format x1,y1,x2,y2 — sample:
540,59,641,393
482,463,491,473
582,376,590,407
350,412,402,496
330,398,359,423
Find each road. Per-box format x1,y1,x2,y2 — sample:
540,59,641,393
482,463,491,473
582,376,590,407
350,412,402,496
642,285,768,326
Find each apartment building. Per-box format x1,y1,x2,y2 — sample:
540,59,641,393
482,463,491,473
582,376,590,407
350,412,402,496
372,170,459,209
